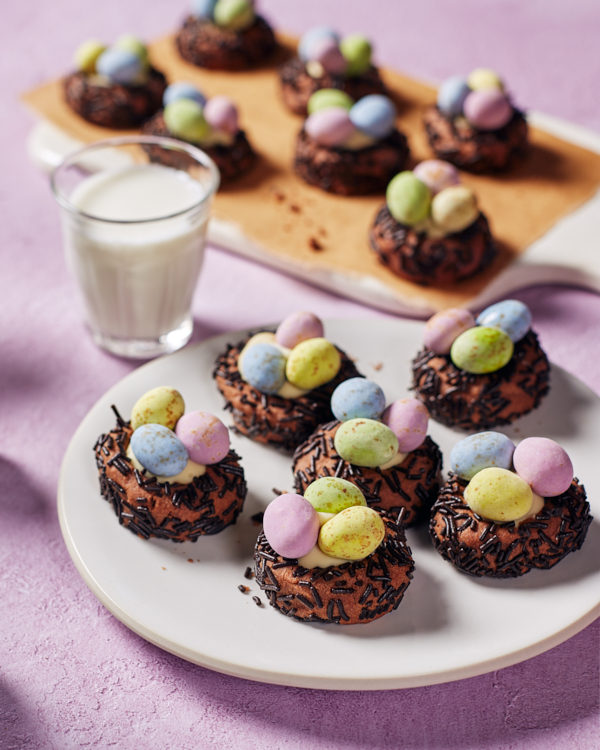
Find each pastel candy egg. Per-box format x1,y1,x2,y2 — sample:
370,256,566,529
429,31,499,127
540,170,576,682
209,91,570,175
175,411,230,465
131,386,185,431
331,378,385,421
263,494,320,559
513,438,573,497
304,476,367,514
241,343,287,394
349,95,397,139
412,160,460,196
305,108,356,147
381,398,429,452
423,308,476,354
131,423,189,478
451,327,514,374
386,171,431,226
318,506,385,561
311,37,347,75
465,467,533,522
96,47,143,85
74,40,106,73
163,82,207,108
467,68,504,92
476,300,532,343
437,76,471,117
192,0,218,18
307,89,353,115
164,99,210,143
431,185,479,233
298,27,340,62
204,95,239,135
114,34,149,65
450,432,515,481
340,34,372,76
334,418,399,468
213,0,255,31
463,89,513,131
276,311,324,348
286,338,341,389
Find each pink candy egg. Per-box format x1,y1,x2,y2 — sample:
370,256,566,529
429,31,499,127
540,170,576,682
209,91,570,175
463,89,513,131
204,95,239,135
424,308,476,354
513,438,573,497
276,311,324,349
175,411,230,465
412,160,460,196
381,398,429,452
311,36,348,75
305,107,356,147
263,493,320,559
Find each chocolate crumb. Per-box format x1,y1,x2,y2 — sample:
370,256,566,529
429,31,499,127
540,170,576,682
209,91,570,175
309,237,323,251
252,596,262,606
238,585,249,593
271,488,287,496
244,566,254,580
251,512,264,526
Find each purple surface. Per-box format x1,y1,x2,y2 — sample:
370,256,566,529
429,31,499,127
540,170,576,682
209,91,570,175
2,1,600,748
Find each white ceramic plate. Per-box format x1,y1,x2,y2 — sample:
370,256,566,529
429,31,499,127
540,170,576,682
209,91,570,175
58,319,600,690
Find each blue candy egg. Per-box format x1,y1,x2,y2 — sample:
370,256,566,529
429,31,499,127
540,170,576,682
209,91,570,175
331,378,386,422
450,432,515,481
298,27,340,61
191,0,218,19
242,343,287,395
131,423,189,478
349,95,397,139
437,76,471,117
476,300,532,343
96,47,143,85
163,82,207,108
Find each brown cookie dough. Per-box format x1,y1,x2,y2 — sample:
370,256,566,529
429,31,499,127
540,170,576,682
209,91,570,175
423,105,529,173
369,206,496,286
430,473,592,577
412,329,550,430
254,513,414,624
293,421,442,526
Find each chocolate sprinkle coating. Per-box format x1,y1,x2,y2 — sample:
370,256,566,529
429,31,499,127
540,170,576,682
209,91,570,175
423,105,529,173
293,420,442,526
95,421,247,542
254,512,415,624
176,15,276,71
294,128,409,196
63,68,167,128
430,473,592,578
369,206,497,286
412,330,550,430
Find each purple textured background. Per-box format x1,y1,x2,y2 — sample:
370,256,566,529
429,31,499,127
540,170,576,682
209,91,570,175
2,1,600,748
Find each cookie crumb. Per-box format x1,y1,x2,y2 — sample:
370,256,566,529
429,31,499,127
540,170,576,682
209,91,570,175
309,237,323,251
372,362,383,371
244,566,254,580
252,596,262,607
271,487,287,496
187,559,194,563
238,585,249,593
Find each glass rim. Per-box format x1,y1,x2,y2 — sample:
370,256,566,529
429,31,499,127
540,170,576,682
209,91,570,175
50,134,221,225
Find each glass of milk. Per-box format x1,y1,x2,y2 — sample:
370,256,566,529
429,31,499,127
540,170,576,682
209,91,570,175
51,135,220,359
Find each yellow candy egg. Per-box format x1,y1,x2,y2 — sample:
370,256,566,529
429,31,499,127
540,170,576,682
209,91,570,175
318,506,385,561
130,386,185,431
285,338,341,389
467,68,504,92
464,467,533,523
74,40,106,74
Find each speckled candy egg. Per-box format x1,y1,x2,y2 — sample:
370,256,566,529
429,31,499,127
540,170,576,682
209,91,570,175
114,35,149,65
513,438,573,497
318,506,385,560
467,68,504,92
285,338,341,389
349,95,397,139
423,308,476,354
307,89,354,115
450,432,515,481
131,423,189,478
450,326,514,374
298,27,340,61
431,185,479,233
75,40,106,73
305,107,356,147
213,0,255,32
311,36,348,75
164,99,210,143
131,386,185,431
331,378,385,421
463,89,513,131
96,47,143,85
304,476,367,514
340,34,372,76
334,418,398,468
381,398,429,452
412,160,460,196
263,493,320,559
175,411,230,465
192,0,217,19
241,342,287,394
437,76,471,117
276,311,324,349
476,300,532,343
204,95,239,135
163,82,207,108
386,171,431,226
464,467,533,523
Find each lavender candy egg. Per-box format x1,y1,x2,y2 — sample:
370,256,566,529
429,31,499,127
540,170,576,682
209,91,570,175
413,160,460,196
463,89,513,131
298,27,340,62
450,432,515,481
381,398,429,452
349,95,397,139
513,438,574,497
163,82,207,108
476,300,532,343
241,342,287,394
423,308,476,354
437,76,471,117
276,311,324,349
204,95,239,135
331,378,385,422
305,107,356,147
130,424,189,478
175,411,230,465
311,36,348,75
263,493,320,559
96,47,143,85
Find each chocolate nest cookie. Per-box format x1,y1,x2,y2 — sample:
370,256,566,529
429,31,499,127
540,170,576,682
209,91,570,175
412,329,550,430
254,512,414,624
294,128,409,195
293,420,442,526
423,105,529,173
63,68,167,128
176,15,276,70
369,207,496,286
430,473,592,578
213,335,362,450
141,112,257,183
95,411,247,541
279,57,388,116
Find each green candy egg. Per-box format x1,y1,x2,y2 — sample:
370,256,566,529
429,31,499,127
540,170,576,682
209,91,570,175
130,386,185,431
464,467,533,523
307,88,354,115
318,506,385,560
334,418,399,468
214,0,255,31
450,326,514,374
74,40,106,73
304,476,367,514
114,34,149,65
386,171,431,226
285,338,341,389
340,34,372,76
164,99,210,144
